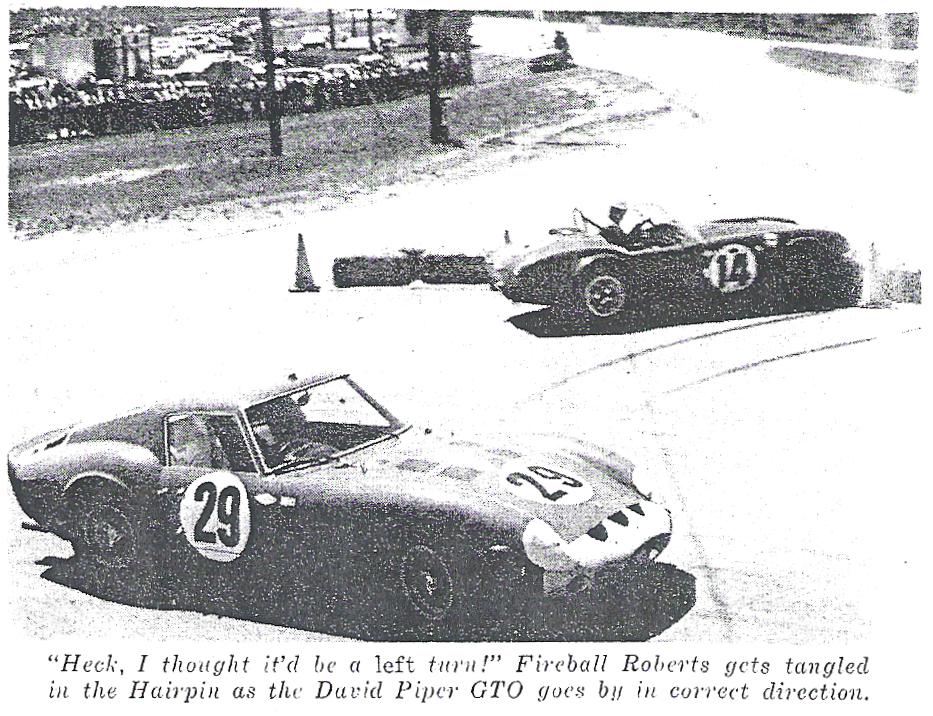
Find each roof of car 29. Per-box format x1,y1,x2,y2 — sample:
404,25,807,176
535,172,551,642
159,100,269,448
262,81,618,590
149,371,346,415
62,372,351,452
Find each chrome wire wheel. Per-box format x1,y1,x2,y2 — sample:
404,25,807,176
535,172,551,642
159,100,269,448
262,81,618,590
400,545,454,620
584,274,626,317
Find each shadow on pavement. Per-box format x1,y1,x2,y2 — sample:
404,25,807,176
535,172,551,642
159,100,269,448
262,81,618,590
37,553,695,642
507,300,819,338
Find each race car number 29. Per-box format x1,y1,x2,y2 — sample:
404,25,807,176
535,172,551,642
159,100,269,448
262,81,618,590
180,472,251,562
709,243,758,293
501,462,594,505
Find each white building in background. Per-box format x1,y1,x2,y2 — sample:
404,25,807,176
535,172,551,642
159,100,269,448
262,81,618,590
152,50,256,82
30,36,96,84
299,28,327,48
151,34,195,65
116,25,152,78
24,27,153,83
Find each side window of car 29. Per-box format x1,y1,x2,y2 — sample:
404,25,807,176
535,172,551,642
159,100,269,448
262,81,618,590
166,413,257,473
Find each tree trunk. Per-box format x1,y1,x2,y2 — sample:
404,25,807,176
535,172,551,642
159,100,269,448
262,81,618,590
426,11,445,144
259,8,282,156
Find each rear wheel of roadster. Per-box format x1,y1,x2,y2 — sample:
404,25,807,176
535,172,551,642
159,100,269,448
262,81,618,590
399,545,457,621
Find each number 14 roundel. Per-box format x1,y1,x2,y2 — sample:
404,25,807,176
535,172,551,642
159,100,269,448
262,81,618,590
180,471,252,562
708,243,758,293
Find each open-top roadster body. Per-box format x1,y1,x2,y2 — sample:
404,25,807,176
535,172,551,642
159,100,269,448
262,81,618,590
490,206,864,323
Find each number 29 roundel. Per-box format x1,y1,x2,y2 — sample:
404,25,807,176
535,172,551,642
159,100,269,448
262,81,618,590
500,460,594,506
180,472,252,562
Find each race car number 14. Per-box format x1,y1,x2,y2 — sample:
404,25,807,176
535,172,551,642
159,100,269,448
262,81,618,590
180,471,252,562
709,243,758,293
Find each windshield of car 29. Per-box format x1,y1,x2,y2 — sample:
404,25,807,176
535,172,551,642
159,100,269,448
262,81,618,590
244,377,402,472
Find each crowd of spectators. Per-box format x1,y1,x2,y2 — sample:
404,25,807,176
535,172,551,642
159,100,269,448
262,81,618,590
9,53,471,146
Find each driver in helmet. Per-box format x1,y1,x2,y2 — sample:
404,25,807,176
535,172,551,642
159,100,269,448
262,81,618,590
601,202,652,249
169,414,226,468
554,30,570,52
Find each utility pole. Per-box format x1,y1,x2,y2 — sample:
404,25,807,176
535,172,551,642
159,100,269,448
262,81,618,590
367,9,375,51
327,9,336,49
426,10,446,144
259,8,282,156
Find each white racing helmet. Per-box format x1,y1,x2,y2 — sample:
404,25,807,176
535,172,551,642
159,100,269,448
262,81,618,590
609,201,628,220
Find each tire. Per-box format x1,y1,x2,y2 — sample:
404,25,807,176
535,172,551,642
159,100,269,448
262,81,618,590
794,267,863,311
562,259,629,323
67,491,138,561
398,544,458,621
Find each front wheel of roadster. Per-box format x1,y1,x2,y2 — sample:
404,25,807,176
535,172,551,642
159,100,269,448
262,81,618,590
583,273,626,318
399,545,457,621
561,260,630,325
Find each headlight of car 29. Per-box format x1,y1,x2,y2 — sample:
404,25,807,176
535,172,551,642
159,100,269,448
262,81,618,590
626,453,669,502
629,465,657,501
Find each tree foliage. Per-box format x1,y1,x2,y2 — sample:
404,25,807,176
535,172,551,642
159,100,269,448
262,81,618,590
404,10,473,51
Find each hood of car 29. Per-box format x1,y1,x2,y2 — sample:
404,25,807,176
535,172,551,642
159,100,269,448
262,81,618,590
283,430,650,544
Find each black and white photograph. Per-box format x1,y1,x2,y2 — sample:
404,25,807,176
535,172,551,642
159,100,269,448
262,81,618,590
2,0,926,709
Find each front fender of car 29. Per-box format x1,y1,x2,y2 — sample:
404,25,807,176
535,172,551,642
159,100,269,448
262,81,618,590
483,503,673,603
427,433,674,601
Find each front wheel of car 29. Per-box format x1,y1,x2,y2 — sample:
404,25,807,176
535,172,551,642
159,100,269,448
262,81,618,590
399,544,457,621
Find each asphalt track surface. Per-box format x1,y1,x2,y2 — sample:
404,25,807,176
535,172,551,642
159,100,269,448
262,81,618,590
3,19,924,643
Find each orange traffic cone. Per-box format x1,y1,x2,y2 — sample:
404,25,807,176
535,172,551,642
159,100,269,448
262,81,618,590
290,233,320,293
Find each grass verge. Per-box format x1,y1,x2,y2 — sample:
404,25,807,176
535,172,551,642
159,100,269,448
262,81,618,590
9,56,641,238
768,45,917,93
